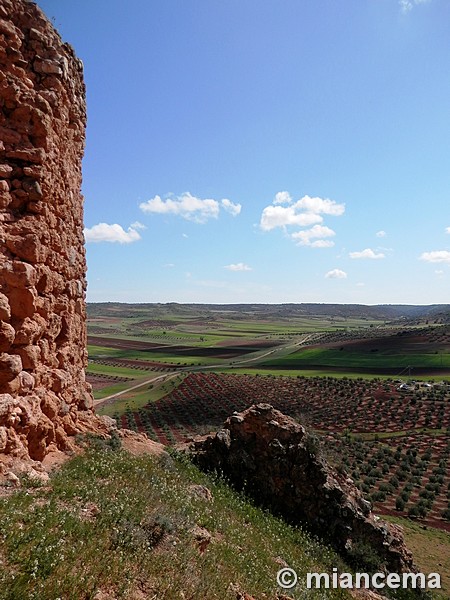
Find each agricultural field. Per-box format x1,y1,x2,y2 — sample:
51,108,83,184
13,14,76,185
263,327,450,376
111,371,450,531
88,304,450,537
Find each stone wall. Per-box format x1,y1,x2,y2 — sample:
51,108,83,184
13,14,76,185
0,0,98,463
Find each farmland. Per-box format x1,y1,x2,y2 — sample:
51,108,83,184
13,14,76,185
87,303,450,536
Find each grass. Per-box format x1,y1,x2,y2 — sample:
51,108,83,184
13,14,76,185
264,347,450,370
0,439,353,600
350,428,449,441
97,374,186,416
87,362,146,378
383,516,450,600
222,367,403,379
88,344,224,367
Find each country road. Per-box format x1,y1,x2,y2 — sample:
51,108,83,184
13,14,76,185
93,333,317,407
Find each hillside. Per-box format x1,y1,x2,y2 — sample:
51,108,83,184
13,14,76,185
0,436,352,600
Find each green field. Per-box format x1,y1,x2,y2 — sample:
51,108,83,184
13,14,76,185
87,306,450,401
263,347,450,371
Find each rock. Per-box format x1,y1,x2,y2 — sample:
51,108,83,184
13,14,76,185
0,164,13,177
26,467,49,484
0,293,11,321
5,471,20,487
190,525,212,553
6,287,37,319
188,484,214,502
0,353,22,385
0,322,15,352
99,415,117,430
182,404,418,580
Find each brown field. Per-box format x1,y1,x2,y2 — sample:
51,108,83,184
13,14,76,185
86,372,132,390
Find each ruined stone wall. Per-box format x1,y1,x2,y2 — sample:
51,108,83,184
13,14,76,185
0,0,97,463
185,404,418,581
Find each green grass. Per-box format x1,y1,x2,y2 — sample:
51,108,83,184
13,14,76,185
383,516,449,600
92,381,138,400
97,374,186,416
221,367,402,380
347,428,449,441
87,362,146,378
264,347,450,370
0,440,353,600
88,344,225,367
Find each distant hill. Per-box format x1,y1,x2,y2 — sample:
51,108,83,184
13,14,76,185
87,302,450,323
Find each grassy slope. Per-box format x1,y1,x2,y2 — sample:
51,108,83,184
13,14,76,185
384,516,450,598
0,440,351,600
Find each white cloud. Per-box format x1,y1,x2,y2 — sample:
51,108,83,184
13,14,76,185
224,262,252,272
140,192,241,224
400,0,431,13
164,263,175,268
420,250,450,264
349,248,385,259
130,221,146,231
84,222,142,244
139,193,219,223
445,227,450,234
325,269,347,279
376,230,387,238
260,205,323,231
221,198,241,216
310,239,335,248
294,195,345,216
291,224,336,247
273,191,292,205
259,193,344,249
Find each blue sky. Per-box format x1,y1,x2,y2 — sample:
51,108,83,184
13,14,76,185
37,0,450,304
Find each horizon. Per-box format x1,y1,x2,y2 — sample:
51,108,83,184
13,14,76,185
37,0,450,305
86,300,450,308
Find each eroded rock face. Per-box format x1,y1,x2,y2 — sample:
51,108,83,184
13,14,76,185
183,404,417,579
0,0,101,464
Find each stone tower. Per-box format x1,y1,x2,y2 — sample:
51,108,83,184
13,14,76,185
0,0,98,463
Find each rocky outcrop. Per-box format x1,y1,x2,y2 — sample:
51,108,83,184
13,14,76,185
0,0,102,466
182,404,417,578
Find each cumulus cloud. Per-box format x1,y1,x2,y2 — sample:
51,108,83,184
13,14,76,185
295,195,345,216
325,269,347,279
139,193,219,223
273,191,292,205
221,198,241,216
445,227,450,234
259,192,344,248
139,192,241,224
400,0,431,13
260,205,323,231
84,222,143,244
224,262,252,272
420,251,450,264
291,225,336,247
376,230,387,238
349,248,385,259
129,221,146,231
